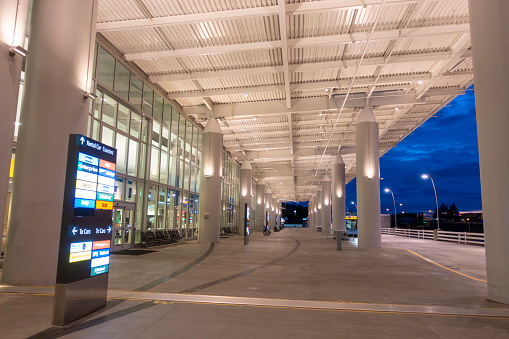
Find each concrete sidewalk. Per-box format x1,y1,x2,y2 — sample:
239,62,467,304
1,228,507,338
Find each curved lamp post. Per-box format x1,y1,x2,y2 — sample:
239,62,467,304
384,188,397,228
421,169,440,230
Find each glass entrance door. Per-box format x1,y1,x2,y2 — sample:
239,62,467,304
112,204,135,251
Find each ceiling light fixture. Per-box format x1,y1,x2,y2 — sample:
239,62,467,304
9,45,29,57
84,92,98,100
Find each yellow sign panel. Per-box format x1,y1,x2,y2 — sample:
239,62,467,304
9,159,15,177
69,251,92,263
96,200,113,210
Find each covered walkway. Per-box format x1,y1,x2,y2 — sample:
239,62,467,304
1,228,507,338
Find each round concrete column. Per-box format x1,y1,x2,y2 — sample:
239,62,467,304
238,161,252,234
0,0,29,257
469,0,509,304
255,179,266,231
272,198,278,230
356,107,381,249
2,0,99,285
315,189,322,231
321,175,332,234
265,188,273,230
198,119,223,244
332,155,346,231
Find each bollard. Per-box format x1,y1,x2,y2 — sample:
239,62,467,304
336,231,342,250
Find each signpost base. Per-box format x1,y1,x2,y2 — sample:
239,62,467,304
53,274,108,326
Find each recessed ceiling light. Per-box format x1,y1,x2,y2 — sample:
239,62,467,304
395,107,399,111
243,93,248,97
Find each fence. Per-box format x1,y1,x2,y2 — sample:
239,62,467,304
381,228,485,246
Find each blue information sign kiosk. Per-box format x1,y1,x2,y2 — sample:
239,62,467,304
53,135,116,325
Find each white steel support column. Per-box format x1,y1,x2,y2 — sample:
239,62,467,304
308,197,314,229
271,197,277,231
198,119,223,244
2,0,99,285
332,155,346,232
321,175,332,234
255,179,265,232
312,195,317,230
265,189,273,230
469,0,509,304
315,189,322,231
0,0,29,258
356,107,381,249
238,161,252,234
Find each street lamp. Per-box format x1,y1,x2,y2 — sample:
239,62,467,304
384,188,397,228
351,201,357,212
421,169,440,230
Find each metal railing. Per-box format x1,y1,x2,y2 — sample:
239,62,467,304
381,228,485,246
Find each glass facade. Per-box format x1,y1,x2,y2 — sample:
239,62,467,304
87,42,240,244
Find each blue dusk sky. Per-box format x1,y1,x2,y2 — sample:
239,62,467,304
345,86,483,213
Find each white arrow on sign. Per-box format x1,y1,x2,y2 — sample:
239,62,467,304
107,226,112,234
80,136,85,145
72,227,78,235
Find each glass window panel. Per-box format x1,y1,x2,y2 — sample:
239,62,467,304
101,126,115,147
137,182,144,228
170,132,178,157
114,177,125,201
174,190,181,229
101,94,117,126
97,47,115,89
190,166,197,192
114,61,130,99
94,90,103,119
157,187,167,229
129,74,143,110
196,169,200,193
168,155,176,187
139,142,146,179
161,127,169,152
117,104,130,133
176,160,183,188
184,163,190,191
196,150,201,167
171,107,179,134
143,86,153,116
153,93,163,123
130,111,141,138
166,189,176,230
185,142,191,163
186,121,193,143
177,137,184,160
141,118,148,142
87,115,92,138
181,193,189,229
125,180,137,202
152,121,161,147
116,133,128,175
198,131,202,150
160,151,169,184
193,126,198,147
92,119,100,140
179,115,186,138
163,102,172,129
127,139,139,177
147,185,157,229
150,146,160,182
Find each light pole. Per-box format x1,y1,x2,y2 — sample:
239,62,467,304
384,188,397,228
421,169,440,230
351,201,357,213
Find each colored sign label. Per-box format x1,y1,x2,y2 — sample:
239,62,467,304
92,240,110,250
98,168,115,178
96,192,114,201
91,265,109,277
99,159,116,171
91,256,110,268
96,200,113,210
78,162,98,174
69,251,92,263
76,180,97,191
92,249,110,258
76,171,97,183
74,198,95,209
78,152,99,166
97,184,114,194
97,175,115,187
70,242,93,253
75,188,96,200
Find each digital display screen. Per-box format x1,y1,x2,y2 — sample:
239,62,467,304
56,135,116,284
74,150,116,212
